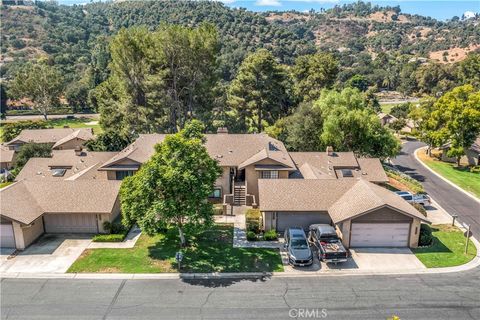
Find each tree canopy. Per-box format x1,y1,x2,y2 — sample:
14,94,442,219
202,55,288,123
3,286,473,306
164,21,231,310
120,120,222,246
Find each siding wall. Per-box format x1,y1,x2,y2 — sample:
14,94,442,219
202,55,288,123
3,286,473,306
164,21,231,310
352,207,413,223
13,216,44,250
215,166,232,196
245,159,290,202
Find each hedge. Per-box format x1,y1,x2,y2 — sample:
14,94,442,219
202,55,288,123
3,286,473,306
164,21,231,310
245,208,262,233
92,234,125,242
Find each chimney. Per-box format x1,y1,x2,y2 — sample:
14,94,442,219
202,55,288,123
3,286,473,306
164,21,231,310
326,146,334,156
217,127,228,134
74,146,83,156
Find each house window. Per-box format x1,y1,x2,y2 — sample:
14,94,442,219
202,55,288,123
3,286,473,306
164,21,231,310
209,187,222,199
115,170,135,180
260,170,279,179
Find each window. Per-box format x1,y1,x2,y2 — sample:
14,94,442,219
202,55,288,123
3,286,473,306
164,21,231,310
209,187,222,198
115,170,135,180
260,170,279,179
51,168,67,177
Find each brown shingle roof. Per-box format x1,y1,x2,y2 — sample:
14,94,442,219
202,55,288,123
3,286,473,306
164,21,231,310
15,150,117,181
356,158,389,182
0,180,121,224
100,133,293,169
0,145,15,163
259,179,429,223
6,128,94,146
258,179,354,211
328,180,429,223
52,129,95,149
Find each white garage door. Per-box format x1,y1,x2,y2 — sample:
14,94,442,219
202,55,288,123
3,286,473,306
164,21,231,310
44,214,98,233
1,223,15,248
350,223,410,247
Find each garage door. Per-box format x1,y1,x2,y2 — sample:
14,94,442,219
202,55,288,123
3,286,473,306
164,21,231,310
0,223,15,248
350,223,410,247
44,214,98,233
276,212,330,232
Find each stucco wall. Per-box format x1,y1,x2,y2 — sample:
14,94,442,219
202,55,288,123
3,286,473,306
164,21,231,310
13,216,44,250
215,166,231,196
245,159,290,202
409,218,421,248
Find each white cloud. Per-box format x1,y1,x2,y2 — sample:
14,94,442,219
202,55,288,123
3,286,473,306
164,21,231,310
256,0,282,6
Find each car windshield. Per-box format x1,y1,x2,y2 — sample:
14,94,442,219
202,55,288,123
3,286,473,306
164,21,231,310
291,238,308,249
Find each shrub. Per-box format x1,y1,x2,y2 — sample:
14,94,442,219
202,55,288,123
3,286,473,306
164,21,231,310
1,120,48,142
411,203,427,217
419,224,433,246
245,208,262,233
470,166,480,174
213,204,224,215
246,231,257,241
103,221,127,234
92,234,125,242
263,229,278,241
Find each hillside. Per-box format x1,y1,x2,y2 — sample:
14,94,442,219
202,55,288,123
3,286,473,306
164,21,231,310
1,1,479,84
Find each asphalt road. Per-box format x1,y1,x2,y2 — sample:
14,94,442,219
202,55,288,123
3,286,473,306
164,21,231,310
3,114,99,122
2,268,480,320
392,140,480,238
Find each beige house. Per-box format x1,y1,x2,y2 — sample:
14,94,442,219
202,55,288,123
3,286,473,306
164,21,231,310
259,179,428,248
0,145,16,170
1,129,428,250
0,180,121,249
440,137,480,166
5,128,94,151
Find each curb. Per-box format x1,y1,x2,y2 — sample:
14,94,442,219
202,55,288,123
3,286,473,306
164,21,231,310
2,235,479,280
414,147,480,204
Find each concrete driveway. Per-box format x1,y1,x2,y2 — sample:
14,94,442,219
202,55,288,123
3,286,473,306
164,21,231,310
283,247,425,273
0,234,92,274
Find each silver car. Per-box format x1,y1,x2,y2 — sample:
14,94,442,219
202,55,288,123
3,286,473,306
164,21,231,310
284,227,313,267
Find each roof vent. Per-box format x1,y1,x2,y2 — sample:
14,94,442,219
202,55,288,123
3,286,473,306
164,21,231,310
326,146,334,156
217,127,228,134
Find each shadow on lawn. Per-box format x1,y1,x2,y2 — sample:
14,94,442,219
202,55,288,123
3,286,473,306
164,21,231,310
147,225,282,274
417,227,452,254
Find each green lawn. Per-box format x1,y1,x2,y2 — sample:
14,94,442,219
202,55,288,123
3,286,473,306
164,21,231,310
68,224,283,273
380,103,398,114
47,117,102,133
417,150,480,198
0,181,13,189
413,225,477,268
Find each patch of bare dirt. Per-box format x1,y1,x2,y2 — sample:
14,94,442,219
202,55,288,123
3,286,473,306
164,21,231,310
265,12,310,22
429,44,480,64
98,267,121,273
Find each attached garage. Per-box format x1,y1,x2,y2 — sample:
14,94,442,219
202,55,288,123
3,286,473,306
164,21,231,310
0,223,15,248
274,211,331,232
44,214,99,233
350,223,410,247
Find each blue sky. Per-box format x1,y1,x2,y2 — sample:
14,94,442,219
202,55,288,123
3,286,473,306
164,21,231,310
223,1,479,20
56,1,480,21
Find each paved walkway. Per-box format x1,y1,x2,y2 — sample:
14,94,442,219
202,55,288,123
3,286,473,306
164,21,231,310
88,226,142,249
214,206,284,249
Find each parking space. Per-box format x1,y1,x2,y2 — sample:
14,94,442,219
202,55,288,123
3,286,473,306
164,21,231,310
282,245,425,273
0,234,92,274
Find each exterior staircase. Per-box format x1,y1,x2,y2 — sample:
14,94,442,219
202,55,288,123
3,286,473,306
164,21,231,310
234,185,246,205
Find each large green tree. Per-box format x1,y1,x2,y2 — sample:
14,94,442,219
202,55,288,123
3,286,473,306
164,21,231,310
429,85,480,165
8,63,64,120
95,24,219,135
457,53,480,89
271,88,400,158
13,143,52,172
120,120,221,247
227,49,291,133
292,52,339,102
